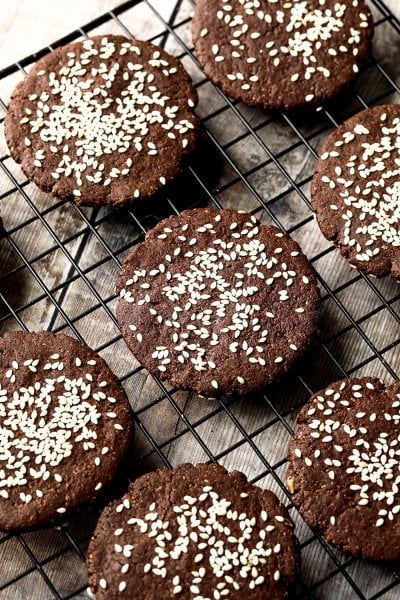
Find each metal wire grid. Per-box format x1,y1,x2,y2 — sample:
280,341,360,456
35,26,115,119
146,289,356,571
0,0,399,597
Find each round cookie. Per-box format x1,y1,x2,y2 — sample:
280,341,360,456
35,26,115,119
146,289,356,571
0,331,133,532
4,35,198,208
116,208,320,397
192,0,373,111
312,104,400,278
87,463,300,599
287,377,400,561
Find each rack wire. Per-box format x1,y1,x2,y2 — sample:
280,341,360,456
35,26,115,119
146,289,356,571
0,0,400,597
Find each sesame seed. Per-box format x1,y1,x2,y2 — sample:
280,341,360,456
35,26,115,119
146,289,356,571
117,479,291,594
18,36,196,199
318,107,400,263
0,342,126,509
204,1,368,107
120,210,315,394
297,378,400,532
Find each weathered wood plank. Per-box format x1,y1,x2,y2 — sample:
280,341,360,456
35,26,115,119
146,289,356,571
0,1,399,598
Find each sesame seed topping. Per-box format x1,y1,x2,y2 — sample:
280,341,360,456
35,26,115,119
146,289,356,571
107,472,290,596
119,209,317,395
293,378,400,532
0,335,127,513
13,36,197,202
195,0,369,105
317,105,400,269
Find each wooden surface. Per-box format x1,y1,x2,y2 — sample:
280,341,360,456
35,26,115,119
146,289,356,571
0,1,400,599
0,1,121,70
0,0,398,69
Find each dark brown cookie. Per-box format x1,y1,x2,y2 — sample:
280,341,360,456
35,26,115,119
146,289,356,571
312,104,400,278
87,463,300,599
0,331,133,532
192,0,373,110
116,208,320,397
4,35,198,208
288,377,400,562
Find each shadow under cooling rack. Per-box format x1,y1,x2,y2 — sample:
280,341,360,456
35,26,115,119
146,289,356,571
0,0,400,598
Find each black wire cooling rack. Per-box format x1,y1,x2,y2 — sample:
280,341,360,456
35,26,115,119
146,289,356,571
1,0,400,598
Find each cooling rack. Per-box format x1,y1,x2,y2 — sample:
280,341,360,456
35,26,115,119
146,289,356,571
0,0,400,598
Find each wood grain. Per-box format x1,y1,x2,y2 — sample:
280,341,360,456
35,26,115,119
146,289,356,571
0,1,400,599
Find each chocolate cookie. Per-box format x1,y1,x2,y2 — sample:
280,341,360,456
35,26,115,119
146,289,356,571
4,35,198,208
87,463,300,599
288,377,400,561
116,208,320,397
312,104,400,278
192,0,373,110
0,331,133,532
